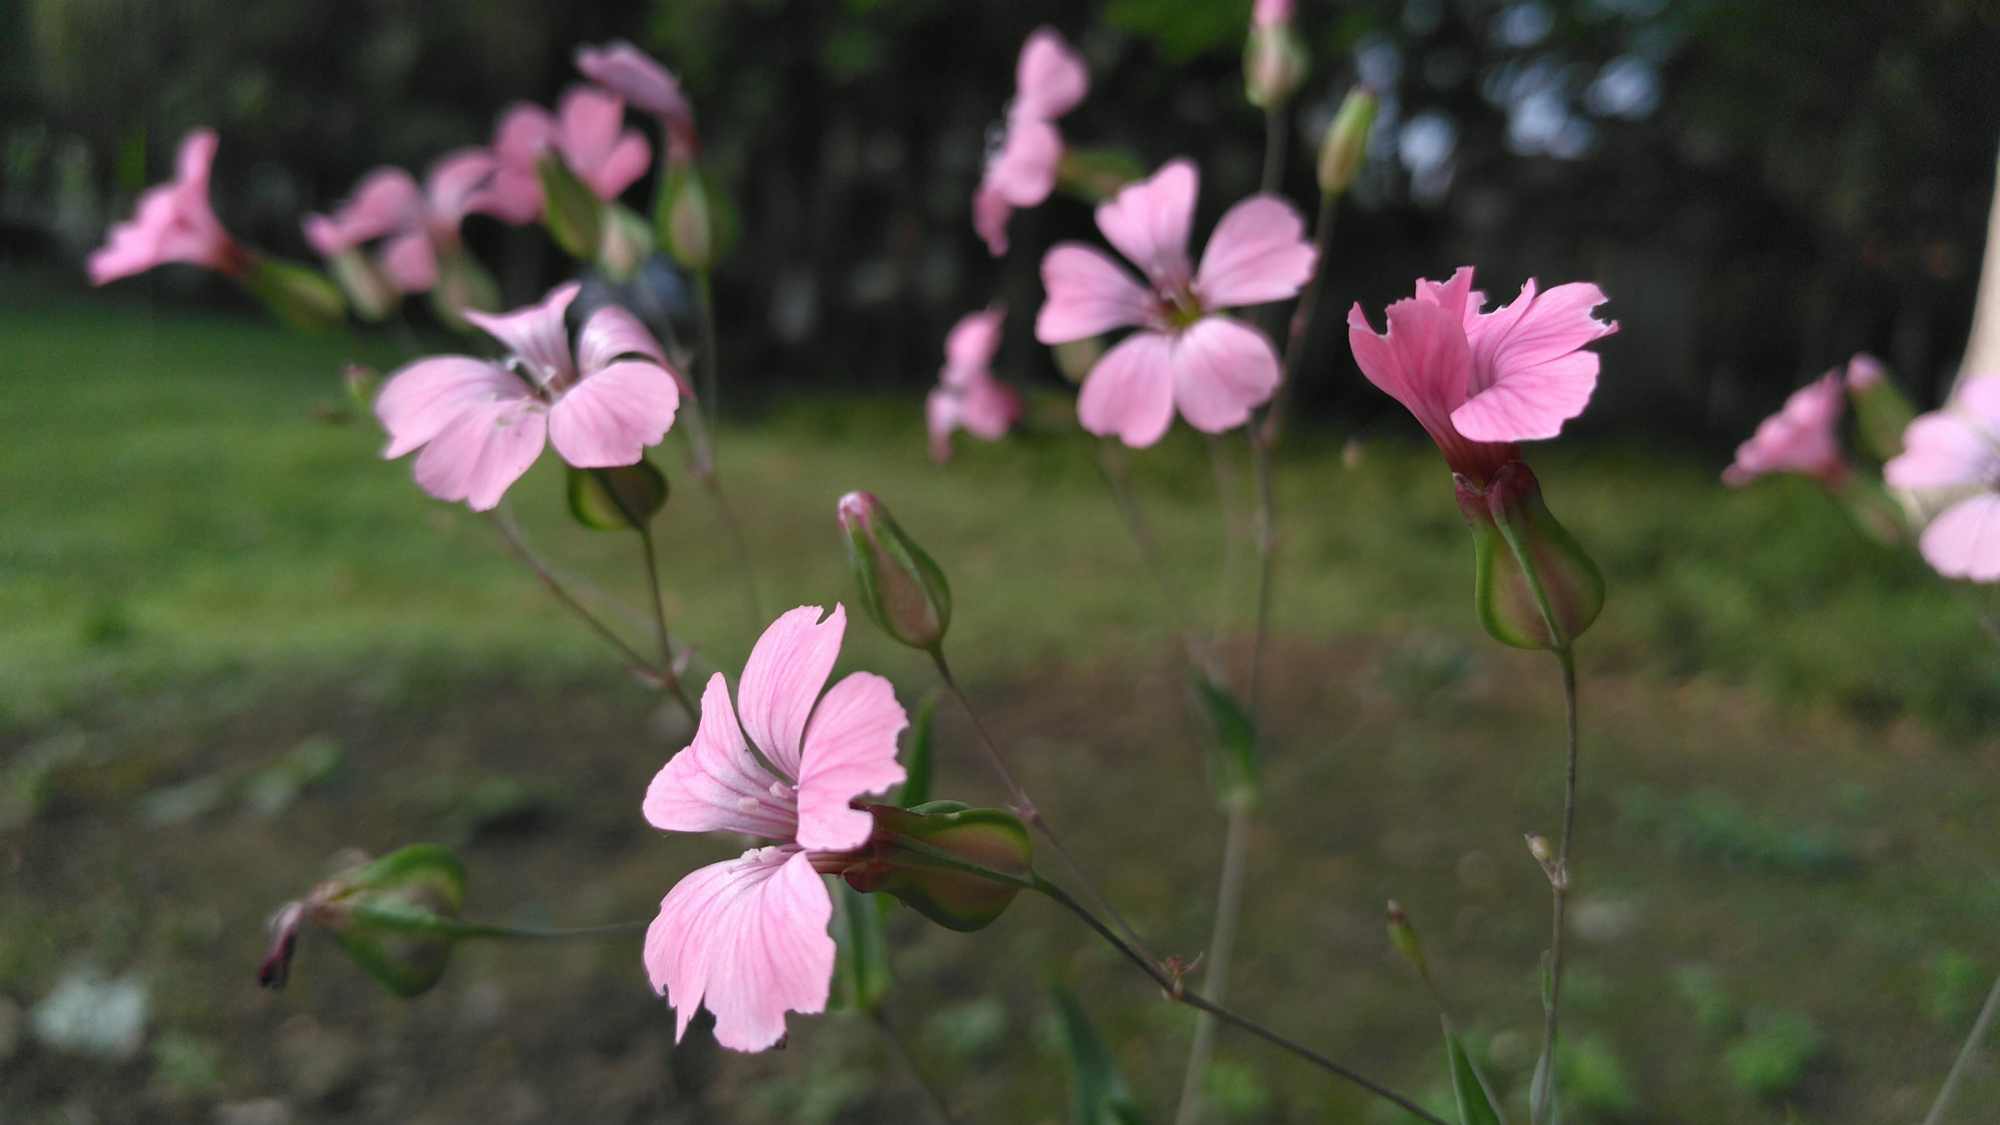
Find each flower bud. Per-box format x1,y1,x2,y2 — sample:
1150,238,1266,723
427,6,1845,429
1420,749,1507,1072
567,459,669,531
257,901,307,989
597,203,657,284
838,491,952,652
431,247,499,332
1386,900,1428,978
241,256,348,333
840,802,1034,932
324,248,399,321
537,153,605,261
1455,460,1604,651
343,364,381,412
1316,86,1378,198
1244,3,1308,110
657,161,737,273
286,844,470,997
1845,353,1916,462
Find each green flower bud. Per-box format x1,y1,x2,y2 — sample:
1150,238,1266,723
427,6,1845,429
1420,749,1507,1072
323,248,398,321
1456,460,1604,651
597,203,656,284
840,802,1034,932
838,491,952,652
1845,354,1916,463
1386,900,1428,978
657,161,737,273
282,844,469,998
538,153,605,261
241,256,347,333
1244,25,1309,110
567,459,669,531
1316,86,1378,198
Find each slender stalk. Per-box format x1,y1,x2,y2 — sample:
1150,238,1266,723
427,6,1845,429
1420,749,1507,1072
453,919,653,941
694,270,723,419
1259,105,1287,197
490,510,675,691
1098,440,1225,680
1034,876,1450,1125
930,649,1167,975
1531,648,1581,1125
1923,963,2000,1125
587,469,699,719
686,271,764,626
870,1010,961,1125
1174,805,1252,1125
1207,434,1248,653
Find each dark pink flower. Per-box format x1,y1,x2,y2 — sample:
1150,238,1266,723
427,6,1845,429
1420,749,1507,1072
475,88,652,223
373,282,683,510
576,41,698,163
1347,267,1615,484
1886,375,2000,581
927,306,1023,463
643,604,907,1051
974,27,1088,257
1722,370,1848,488
89,129,247,284
1035,158,1316,447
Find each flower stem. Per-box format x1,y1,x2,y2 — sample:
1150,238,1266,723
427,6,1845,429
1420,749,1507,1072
1530,647,1581,1125
688,270,764,627
1032,875,1451,1125
1173,804,1252,1125
1922,962,2000,1125
450,919,652,941
1098,439,1225,680
930,649,1168,976
1207,434,1247,653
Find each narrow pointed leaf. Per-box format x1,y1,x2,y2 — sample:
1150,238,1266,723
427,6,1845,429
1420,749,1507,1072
1445,1019,1507,1125
1189,672,1258,812
830,880,893,1013
1048,980,1149,1125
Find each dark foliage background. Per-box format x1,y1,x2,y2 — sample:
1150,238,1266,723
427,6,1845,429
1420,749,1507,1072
5,0,1999,449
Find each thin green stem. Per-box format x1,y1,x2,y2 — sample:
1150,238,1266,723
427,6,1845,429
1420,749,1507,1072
930,650,1167,975
1098,440,1224,680
686,272,764,627
447,919,652,942
694,271,722,419
1033,876,1450,1125
870,1010,961,1125
1207,434,1248,654
1174,805,1253,1125
1923,963,2000,1125
1259,104,1287,196
1531,648,1581,1125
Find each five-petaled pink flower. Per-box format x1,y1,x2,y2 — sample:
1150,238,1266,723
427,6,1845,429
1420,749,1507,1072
576,41,698,164
1346,267,1616,484
1885,375,2000,581
974,27,1089,257
374,282,682,510
928,306,1023,464
478,88,653,224
303,150,496,294
89,129,247,285
642,604,908,1052
1035,158,1317,448
1721,370,1848,488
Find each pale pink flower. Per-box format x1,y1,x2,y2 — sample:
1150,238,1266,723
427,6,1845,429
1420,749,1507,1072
927,306,1023,463
974,27,1089,257
576,41,698,163
475,88,652,223
1721,370,1848,488
642,604,907,1052
304,150,495,293
89,129,247,284
1347,267,1616,484
373,282,683,510
1885,375,2000,581
1034,159,1316,447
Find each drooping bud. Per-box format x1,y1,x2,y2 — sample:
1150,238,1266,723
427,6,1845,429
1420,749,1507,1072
567,459,669,530
1845,353,1916,463
840,802,1034,932
241,256,348,333
297,844,469,997
1455,460,1604,652
1316,86,1378,197
538,153,605,261
657,161,737,273
1244,0,1308,110
1386,900,1428,978
257,901,307,989
838,491,952,652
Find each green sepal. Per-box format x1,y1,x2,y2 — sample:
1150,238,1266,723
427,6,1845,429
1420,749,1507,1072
844,803,1032,932
538,153,605,260
838,492,952,651
1188,672,1258,813
567,460,669,530
317,844,467,998
656,161,737,273
1055,148,1148,204
1458,462,1604,652
241,256,347,333
1048,980,1150,1125
830,880,894,1013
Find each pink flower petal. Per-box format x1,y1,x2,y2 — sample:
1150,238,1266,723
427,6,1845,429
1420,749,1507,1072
1885,413,1999,491
644,846,833,1052
736,605,845,782
1957,374,2000,436
335,167,426,245
470,104,557,224
1720,371,1845,487
1078,330,1177,448
927,388,960,464
943,306,1005,386
1014,27,1088,121
959,374,1023,439
301,214,346,258
379,230,438,293
1413,267,1484,330
1193,195,1316,310
578,304,668,374
547,359,681,467
425,149,498,228
557,86,652,200
409,392,549,511
794,671,907,851
464,282,581,388
1454,279,1615,441
88,129,236,284
643,674,800,840
575,42,694,131
987,118,1063,208
1170,316,1281,433
1035,244,1150,343
1919,493,2000,582
375,356,524,458
973,186,1013,257
1095,159,1197,290
1347,298,1471,445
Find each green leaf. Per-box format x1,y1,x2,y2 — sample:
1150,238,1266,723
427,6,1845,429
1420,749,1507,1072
830,880,893,1013
1444,1019,1507,1125
1188,672,1258,812
538,153,604,260
897,691,936,808
1048,980,1149,1125
567,461,668,531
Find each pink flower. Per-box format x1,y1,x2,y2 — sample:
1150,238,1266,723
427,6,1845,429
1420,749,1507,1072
89,129,247,284
642,604,907,1051
1034,159,1316,447
1721,370,1848,488
1885,375,2000,581
373,282,683,510
974,27,1089,257
928,306,1024,463
576,41,698,163
304,150,496,293
476,88,652,223
1346,267,1616,484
